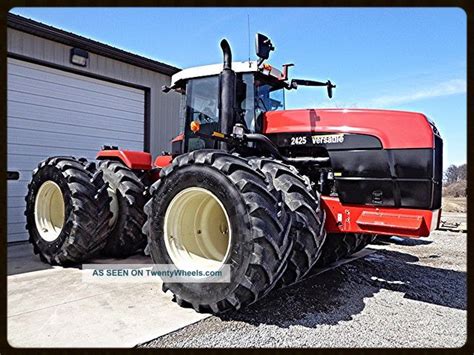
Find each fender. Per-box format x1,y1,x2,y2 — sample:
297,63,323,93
171,133,184,155
172,133,184,142
154,155,173,169
97,150,152,170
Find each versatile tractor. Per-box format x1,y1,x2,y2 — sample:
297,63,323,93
25,34,443,313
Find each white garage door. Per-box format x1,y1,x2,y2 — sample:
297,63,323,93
7,58,145,242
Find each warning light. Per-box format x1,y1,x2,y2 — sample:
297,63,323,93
190,121,201,133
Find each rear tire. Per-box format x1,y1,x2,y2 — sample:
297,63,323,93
143,150,292,313
314,233,375,268
352,234,376,253
249,158,326,287
98,160,148,257
25,157,111,265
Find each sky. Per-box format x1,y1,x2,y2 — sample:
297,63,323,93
10,7,467,166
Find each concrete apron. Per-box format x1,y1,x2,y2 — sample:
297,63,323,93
7,243,374,348
7,244,209,348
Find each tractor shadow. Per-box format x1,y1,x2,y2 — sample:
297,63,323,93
218,248,466,328
373,236,434,246
7,242,54,275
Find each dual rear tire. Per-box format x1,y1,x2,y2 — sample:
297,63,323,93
25,157,148,264
98,160,148,257
315,233,375,268
248,158,326,287
25,157,111,265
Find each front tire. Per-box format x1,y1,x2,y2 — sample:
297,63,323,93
143,150,293,313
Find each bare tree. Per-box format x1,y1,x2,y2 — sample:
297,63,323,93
457,164,467,180
444,165,459,185
444,164,467,185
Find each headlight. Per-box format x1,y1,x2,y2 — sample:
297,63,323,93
232,124,245,138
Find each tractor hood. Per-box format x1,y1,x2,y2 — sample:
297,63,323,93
263,108,443,212
263,108,436,149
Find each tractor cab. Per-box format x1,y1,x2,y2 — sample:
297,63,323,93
168,60,287,152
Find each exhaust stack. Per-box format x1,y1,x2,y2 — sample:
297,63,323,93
219,39,236,150
221,39,232,70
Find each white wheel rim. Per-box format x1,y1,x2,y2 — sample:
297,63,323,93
34,181,65,242
164,187,232,272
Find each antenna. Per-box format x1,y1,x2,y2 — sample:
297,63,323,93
247,14,251,66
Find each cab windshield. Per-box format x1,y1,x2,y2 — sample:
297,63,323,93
182,72,285,152
255,79,285,112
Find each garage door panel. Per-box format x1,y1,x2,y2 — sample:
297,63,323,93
8,223,29,236
9,214,26,225
9,91,143,121
9,75,144,111
7,58,145,242
8,157,45,171
9,128,143,152
8,195,26,208
9,79,143,114
9,101,143,132
8,154,96,173
8,145,98,164
8,182,29,198
9,233,28,243
8,84,143,114
8,118,143,142
9,60,144,102
8,206,26,224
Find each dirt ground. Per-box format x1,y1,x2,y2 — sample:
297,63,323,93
442,196,467,213
142,211,467,348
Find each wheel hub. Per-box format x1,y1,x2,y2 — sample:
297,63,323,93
34,181,65,242
164,187,232,272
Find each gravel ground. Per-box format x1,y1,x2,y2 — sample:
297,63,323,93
142,212,467,348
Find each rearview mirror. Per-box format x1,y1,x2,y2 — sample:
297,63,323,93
327,80,335,99
255,33,274,60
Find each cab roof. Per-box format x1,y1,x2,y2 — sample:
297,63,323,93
171,61,284,87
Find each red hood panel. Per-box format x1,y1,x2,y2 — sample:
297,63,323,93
263,108,434,149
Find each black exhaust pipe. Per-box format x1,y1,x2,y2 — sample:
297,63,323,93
219,39,236,150
221,39,232,70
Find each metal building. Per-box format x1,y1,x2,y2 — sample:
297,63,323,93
7,13,181,243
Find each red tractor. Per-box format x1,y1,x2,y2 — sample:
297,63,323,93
25,34,442,313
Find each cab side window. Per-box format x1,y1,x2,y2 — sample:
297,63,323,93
185,77,219,151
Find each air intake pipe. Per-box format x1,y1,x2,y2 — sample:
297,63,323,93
219,39,236,150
